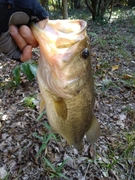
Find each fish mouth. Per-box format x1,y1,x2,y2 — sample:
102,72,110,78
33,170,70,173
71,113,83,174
31,20,87,98
31,20,87,64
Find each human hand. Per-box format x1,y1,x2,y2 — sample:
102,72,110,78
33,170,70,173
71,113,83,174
9,18,48,62
0,1,49,62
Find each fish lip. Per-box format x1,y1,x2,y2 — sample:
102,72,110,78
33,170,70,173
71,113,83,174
31,19,87,38
47,19,87,34
31,19,87,60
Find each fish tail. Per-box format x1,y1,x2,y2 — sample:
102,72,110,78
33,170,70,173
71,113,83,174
85,115,100,144
74,142,83,151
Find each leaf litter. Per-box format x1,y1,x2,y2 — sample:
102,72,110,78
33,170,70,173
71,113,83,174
0,9,135,180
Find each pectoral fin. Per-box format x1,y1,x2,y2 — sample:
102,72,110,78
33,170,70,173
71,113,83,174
38,94,46,114
39,99,46,114
53,98,67,120
86,115,100,144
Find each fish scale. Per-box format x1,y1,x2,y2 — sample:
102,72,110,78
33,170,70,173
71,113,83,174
31,19,100,150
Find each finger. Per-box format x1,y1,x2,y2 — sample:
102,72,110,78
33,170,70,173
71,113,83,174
37,18,48,29
9,25,27,51
19,25,38,47
20,45,32,62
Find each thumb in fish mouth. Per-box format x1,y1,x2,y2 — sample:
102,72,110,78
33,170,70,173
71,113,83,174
37,19,49,29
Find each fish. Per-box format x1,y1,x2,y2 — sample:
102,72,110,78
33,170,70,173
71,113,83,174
31,19,100,150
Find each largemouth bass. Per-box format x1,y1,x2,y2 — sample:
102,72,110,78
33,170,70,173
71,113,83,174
31,20,100,150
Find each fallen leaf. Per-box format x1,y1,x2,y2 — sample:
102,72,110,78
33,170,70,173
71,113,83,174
89,145,96,158
115,57,120,62
123,74,133,79
2,133,9,139
63,153,78,169
97,64,101,69
0,167,8,179
119,114,126,121
112,65,119,71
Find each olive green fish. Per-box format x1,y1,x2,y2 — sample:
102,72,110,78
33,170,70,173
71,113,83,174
31,20,100,150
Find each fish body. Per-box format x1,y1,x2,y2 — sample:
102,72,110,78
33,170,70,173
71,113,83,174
31,20,100,150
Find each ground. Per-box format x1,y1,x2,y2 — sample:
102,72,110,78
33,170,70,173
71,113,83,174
0,8,135,180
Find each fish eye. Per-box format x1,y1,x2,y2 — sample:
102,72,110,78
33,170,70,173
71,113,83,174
82,48,89,59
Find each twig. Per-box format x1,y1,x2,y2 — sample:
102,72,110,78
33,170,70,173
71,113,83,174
84,162,90,179
128,161,134,180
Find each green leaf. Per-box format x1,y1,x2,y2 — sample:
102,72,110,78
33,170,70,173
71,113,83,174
56,173,69,180
29,63,38,77
43,122,51,131
32,132,43,141
44,157,56,172
44,157,69,179
21,62,34,81
44,133,54,143
36,111,46,122
12,66,20,86
57,158,69,172
36,143,47,157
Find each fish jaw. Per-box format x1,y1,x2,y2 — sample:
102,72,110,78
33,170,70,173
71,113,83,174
31,20,89,98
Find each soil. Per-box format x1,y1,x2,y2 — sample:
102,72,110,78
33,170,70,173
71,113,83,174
0,10,135,180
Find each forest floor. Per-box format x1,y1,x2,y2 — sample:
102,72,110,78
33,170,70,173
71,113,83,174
0,8,135,180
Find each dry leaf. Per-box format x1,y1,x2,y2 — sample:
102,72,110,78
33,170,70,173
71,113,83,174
0,167,8,179
119,113,126,121
97,64,101,69
123,74,133,79
112,65,119,71
115,57,120,62
89,145,96,158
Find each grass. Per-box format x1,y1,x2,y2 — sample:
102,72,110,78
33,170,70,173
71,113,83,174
92,131,135,179
33,101,134,179
87,8,135,179
2,174,9,180
32,112,69,179
1,6,135,180
33,131,56,157
33,113,59,158
44,157,69,179
32,122,57,158
23,95,36,109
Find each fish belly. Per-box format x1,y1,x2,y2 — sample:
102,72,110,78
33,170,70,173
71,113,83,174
37,68,99,150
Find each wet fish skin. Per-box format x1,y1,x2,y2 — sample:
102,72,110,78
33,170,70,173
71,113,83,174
31,20,100,150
